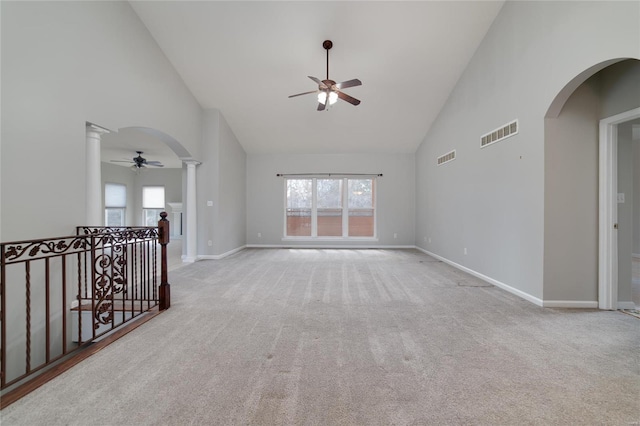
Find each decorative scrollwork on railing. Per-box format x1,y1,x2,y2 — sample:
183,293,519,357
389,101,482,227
94,253,113,301
1,216,167,392
78,227,159,249
2,237,89,264
94,301,113,329
111,243,127,295
93,252,116,329
77,226,130,235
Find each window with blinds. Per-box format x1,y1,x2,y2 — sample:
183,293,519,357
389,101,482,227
142,186,165,226
104,183,126,226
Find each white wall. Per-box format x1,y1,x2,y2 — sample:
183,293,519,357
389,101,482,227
415,1,640,303
198,109,246,257
247,153,415,247
1,1,202,241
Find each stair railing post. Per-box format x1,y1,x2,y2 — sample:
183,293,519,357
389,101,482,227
158,212,170,310
1,243,6,388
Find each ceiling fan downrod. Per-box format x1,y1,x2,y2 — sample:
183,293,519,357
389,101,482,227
323,40,332,81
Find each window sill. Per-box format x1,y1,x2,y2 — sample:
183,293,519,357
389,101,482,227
281,237,378,242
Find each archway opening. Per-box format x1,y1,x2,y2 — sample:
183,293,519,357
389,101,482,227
543,58,640,308
100,126,194,268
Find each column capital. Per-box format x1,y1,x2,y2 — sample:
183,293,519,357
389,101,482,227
86,122,111,137
183,159,201,167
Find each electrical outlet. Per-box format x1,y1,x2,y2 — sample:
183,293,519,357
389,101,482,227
428,237,431,243
258,233,262,238
464,247,467,255
393,233,397,239
208,240,212,246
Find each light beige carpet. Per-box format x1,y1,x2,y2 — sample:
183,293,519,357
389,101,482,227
2,249,639,425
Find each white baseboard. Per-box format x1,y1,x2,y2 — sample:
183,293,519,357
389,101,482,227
247,244,416,249
414,247,544,307
197,245,246,260
542,300,598,309
617,301,637,310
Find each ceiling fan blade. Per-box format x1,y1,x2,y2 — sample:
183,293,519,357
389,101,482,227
334,79,362,90
111,160,133,163
308,76,328,89
288,90,317,98
148,164,164,167
337,91,361,106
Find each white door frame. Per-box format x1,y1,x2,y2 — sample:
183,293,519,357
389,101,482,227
599,107,640,309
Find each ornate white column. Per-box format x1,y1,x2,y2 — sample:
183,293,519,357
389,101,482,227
184,160,200,262
85,123,109,226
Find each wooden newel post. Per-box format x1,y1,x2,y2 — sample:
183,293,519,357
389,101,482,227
158,212,170,310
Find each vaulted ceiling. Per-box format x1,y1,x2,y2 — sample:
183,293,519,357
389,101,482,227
107,1,503,164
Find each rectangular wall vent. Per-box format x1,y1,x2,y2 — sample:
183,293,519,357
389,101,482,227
481,119,518,148
437,150,456,166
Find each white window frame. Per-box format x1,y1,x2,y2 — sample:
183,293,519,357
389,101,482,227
104,183,126,227
142,186,165,226
283,177,377,240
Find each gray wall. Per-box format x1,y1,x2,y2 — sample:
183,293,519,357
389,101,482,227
543,79,601,302
415,1,640,302
217,113,247,254
198,110,247,257
247,153,415,247
1,1,202,241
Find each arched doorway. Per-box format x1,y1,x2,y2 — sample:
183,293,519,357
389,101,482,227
96,126,198,265
544,58,640,309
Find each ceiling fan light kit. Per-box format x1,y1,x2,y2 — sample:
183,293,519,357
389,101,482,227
318,91,338,106
289,40,361,111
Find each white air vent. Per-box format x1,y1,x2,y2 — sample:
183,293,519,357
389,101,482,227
481,119,518,148
437,150,456,166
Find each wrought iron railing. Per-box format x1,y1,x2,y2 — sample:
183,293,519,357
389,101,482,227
0,213,170,392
